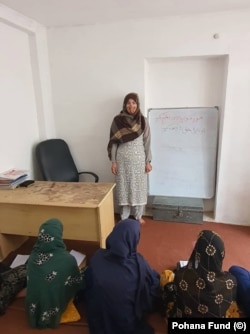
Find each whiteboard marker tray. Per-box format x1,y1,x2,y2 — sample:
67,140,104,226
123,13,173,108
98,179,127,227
152,196,204,224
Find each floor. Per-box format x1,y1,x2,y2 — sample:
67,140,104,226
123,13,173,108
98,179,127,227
1,214,250,333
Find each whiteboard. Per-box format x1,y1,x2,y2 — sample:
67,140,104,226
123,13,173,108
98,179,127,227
148,107,219,198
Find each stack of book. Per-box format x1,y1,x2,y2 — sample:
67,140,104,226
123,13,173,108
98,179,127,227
0,168,28,190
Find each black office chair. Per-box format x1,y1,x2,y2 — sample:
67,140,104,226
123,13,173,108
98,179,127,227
36,139,99,182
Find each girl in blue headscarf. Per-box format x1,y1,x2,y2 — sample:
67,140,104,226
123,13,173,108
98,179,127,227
229,265,250,317
85,219,160,334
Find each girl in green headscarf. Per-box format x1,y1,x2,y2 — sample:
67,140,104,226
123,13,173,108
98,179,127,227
25,218,83,328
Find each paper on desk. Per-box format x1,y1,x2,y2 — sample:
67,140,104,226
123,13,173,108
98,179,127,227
70,250,86,266
10,254,29,268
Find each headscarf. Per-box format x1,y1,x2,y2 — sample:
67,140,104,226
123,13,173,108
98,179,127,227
173,230,237,318
106,219,149,317
107,93,146,160
32,218,66,253
26,218,82,328
105,217,140,258
189,229,225,275
85,219,159,334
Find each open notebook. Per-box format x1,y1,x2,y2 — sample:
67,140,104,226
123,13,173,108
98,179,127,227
69,250,86,267
10,254,29,268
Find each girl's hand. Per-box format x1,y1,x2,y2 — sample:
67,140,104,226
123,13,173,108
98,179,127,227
111,162,118,175
145,162,152,173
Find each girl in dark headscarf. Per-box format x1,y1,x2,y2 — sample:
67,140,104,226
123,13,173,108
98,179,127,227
107,93,152,225
173,230,238,317
85,219,160,334
25,218,83,328
0,264,26,315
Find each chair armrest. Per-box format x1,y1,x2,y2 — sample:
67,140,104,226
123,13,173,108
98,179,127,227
78,171,99,183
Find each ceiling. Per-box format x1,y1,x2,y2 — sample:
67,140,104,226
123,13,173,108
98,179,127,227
1,0,250,27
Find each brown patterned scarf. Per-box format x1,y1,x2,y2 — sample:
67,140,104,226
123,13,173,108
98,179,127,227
107,93,145,160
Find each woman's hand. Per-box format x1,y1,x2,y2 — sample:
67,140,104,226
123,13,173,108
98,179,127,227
111,162,118,175
145,162,152,173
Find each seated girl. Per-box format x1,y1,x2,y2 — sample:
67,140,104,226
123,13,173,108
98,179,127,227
0,264,27,315
229,265,250,317
85,218,160,334
25,218,84,328
161,230,239,318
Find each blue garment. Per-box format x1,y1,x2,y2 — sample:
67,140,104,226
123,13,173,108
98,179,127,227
85,219,160,334
229,266,250,317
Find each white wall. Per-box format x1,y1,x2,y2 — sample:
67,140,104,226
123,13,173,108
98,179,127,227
1,5,250,226
145,56,227,109
0,22,38,175
47,10,250,226
0,4,55,178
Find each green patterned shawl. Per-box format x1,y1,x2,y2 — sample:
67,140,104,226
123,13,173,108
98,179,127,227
25,218,82,328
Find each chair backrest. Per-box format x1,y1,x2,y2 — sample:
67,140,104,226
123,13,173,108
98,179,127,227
36,139,79,182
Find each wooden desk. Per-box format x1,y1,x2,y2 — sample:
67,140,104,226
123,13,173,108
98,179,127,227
0,181,116,260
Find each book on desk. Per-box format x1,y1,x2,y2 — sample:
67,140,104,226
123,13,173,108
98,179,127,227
0,168,28,189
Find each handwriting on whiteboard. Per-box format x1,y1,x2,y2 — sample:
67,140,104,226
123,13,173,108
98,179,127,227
156,112,204,124
154,113,206,135
162,126,205,135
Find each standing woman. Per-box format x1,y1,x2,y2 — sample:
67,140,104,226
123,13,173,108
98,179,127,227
107,92,152,225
